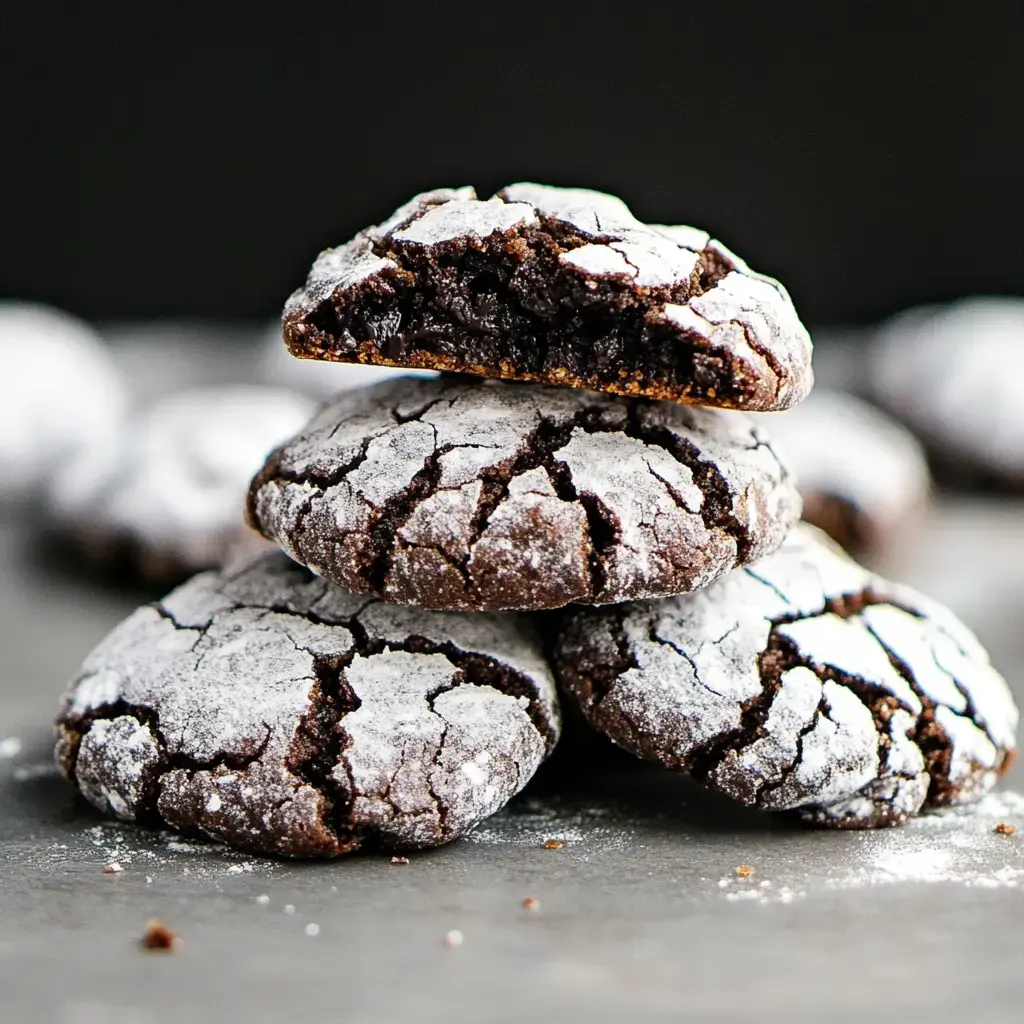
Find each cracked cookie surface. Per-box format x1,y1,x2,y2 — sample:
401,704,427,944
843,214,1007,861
247,376,801,612
55,551,559,857
281,183,813,411
47,386,316,586
554,525,1017,828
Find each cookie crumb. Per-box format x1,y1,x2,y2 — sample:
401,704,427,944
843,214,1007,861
995,822,1016,836
390,856,410,866
104,862,124,874
141,920,179,952
256,894,270,905
283,904,296,915
443,929,464,949
304,923,320,937
736,865,755,878
521,896,541,912
543,839,565,850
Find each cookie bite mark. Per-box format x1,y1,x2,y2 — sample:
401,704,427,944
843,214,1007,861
282,184,813,412
247,377,801,612
55,552,560,858
554,525,1018,829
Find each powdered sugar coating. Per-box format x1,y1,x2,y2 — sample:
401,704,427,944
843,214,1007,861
0,302,128,504
55,551,558,857
555,525,1017,828
756,389,930,552
871,297,1024,484
48,386,316,582
282,183,812,412
247,376,801,612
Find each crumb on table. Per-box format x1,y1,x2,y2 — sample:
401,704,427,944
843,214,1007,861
522,896,541,912
543,839,565,850
104,862,124,874
995,821,1016,836
443,929,464,949
141,920,179,952
736,865,755,878
390,855,410,865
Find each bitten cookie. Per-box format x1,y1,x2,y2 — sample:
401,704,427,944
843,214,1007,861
757,389,930,554
55,551,559,857
259,321,437,400
282,184,813,411
554,525,1017,828
870,297,1024,488
48,386,316,585
0,302,127,506
247,376,801,612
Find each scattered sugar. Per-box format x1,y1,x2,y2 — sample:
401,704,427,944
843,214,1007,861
826,792,1024,891
12,762,57,782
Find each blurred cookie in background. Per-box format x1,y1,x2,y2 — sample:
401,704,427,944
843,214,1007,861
0,302,128,509
259,321,437,401
870,297,1024,490
804,326,875,394
758,389,930,557
46,386,315,587
102,320,259,404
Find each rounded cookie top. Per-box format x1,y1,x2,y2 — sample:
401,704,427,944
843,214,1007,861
48,386,316,584
554,525,1017,828
56,551,559,858
282,184,813,412
756,389,930,554
0,302,128,504
247,376,801,612
870,297,1024,486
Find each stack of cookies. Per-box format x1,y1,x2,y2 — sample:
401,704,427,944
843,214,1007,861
55,185,1018,857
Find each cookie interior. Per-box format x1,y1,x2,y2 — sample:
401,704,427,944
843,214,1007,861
285,213,766,408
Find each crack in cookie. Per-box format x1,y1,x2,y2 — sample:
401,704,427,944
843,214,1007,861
56,551,560,858
247,376,801,612
554,524,1017,828
280,184,813,412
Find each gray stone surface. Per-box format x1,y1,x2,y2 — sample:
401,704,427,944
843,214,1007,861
3,503,1024,1023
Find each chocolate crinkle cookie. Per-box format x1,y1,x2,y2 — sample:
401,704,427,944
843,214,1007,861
870,297,1024,489
756,389,930,555
282,184,813,412
55,551,559,857
554,525,1017,828
0,302,128,506
46,386,316,586
247,376,801,612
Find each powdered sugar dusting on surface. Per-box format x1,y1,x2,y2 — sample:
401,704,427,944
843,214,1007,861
826,791,1024,890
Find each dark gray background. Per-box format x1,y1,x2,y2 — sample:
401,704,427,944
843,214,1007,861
3,2,1023,324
